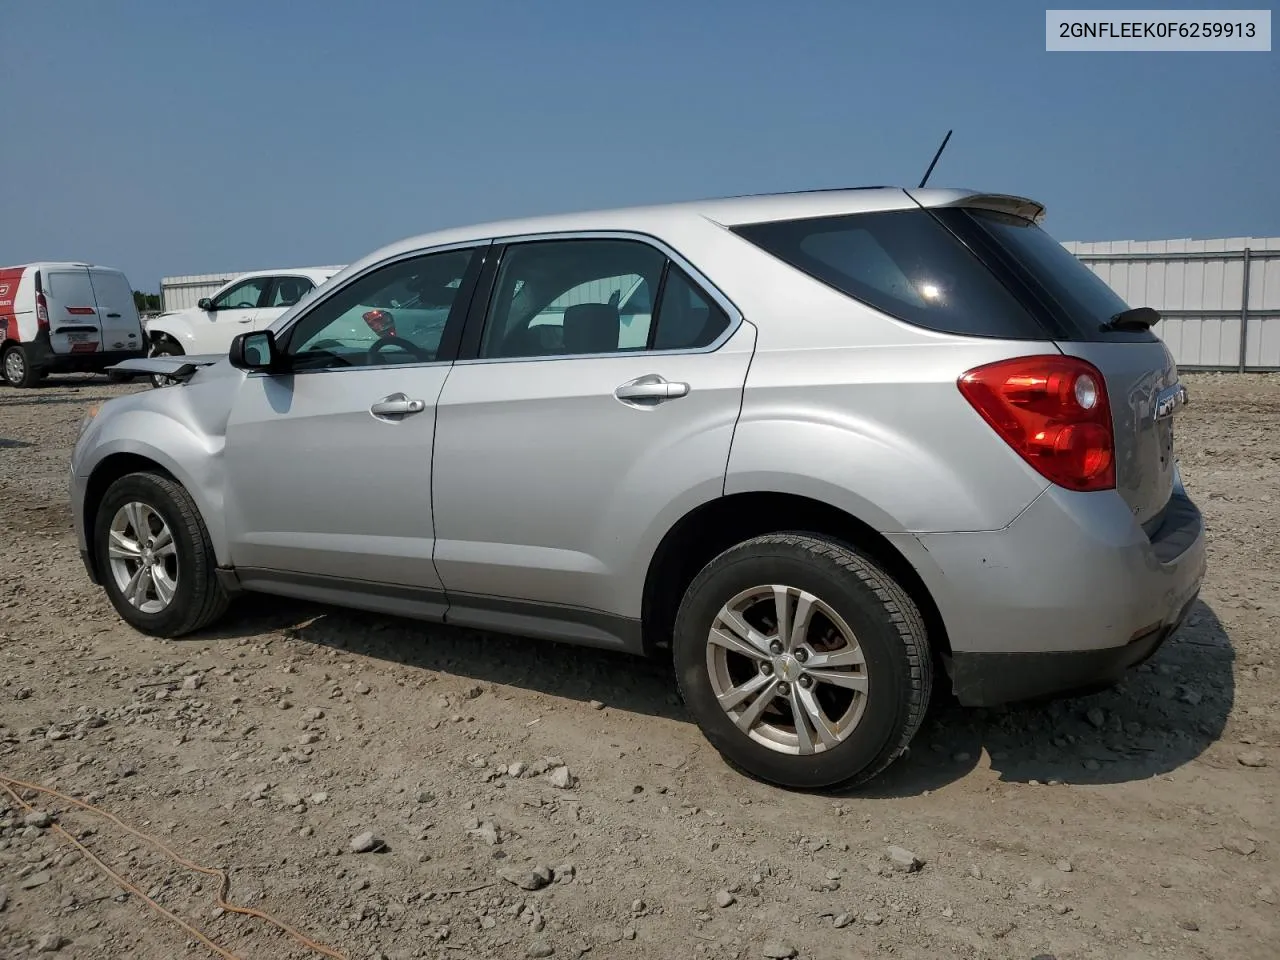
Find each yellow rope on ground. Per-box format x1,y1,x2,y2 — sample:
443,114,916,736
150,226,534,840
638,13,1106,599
0,773,351,960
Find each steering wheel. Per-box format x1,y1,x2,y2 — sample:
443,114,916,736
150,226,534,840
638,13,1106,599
232,301,256,309
368,335,433,363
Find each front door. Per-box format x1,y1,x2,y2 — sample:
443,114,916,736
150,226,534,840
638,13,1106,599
194,276,268,353
223,246,482,608
431,236,756,625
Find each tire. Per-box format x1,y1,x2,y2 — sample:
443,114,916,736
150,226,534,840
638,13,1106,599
3,344,42,388
147,338,183,388
672,533,932,790
93,471,229,637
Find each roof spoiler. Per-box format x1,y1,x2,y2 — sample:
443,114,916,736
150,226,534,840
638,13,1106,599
911,190,1046,224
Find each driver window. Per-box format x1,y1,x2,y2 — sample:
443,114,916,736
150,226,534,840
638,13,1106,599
213,277,269,311
284,248,476,371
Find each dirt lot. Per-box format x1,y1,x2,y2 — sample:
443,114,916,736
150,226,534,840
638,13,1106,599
0,372,1276,960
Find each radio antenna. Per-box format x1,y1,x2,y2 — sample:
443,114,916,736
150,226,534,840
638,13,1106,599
917,130,953,189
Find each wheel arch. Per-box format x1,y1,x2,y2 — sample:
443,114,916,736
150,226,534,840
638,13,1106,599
640,491,951,661
144,317,194,349
81,440,226,582
148,328,185,352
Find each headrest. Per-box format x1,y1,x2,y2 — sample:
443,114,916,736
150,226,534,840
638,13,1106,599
563,303,619,354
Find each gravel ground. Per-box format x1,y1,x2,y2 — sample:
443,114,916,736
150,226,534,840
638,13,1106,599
0,372,1277,960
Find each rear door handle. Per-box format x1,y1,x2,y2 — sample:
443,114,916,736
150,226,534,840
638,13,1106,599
370,393,427,418
614,375,690,406
106,312,121,318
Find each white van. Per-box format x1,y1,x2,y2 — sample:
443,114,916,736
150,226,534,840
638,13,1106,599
0,262,146,387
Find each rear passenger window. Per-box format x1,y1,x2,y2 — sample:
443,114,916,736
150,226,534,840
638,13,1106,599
479,240,667,359
733,209,1045,339
269,277,314,307
652,267,729,350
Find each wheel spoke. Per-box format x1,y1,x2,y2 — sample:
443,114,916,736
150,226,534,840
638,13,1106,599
108,529,142,559
771,586,791,650
806,668,869,694
123,565,146,606
788,590,816,651
712,606,773,660
806,645,865,670
125,502,150,540
151,525,173,552
716,671,773,711
733,677,779,733
789,686,816,755
796,684,843,749
151,567,176,606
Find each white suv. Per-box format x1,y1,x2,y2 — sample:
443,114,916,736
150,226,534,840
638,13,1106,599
145,267,342,379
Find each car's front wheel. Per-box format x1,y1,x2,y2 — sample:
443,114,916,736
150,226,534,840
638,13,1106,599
673,533,932,790
94,471,229,637
147,337,183,388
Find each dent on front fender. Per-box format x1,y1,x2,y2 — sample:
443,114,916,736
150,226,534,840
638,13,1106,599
76,406,230,565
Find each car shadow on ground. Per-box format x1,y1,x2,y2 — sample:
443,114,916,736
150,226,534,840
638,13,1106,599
201,594,689,723
853,599,1234,796
199,595,1233,792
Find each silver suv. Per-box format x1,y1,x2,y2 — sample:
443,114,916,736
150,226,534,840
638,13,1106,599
70,187,1206,789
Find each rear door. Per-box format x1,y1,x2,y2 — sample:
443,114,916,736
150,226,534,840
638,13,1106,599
255,275,318,330
43,267,104,356
87,268,144,355
938,205,1183,529
430,235,755,626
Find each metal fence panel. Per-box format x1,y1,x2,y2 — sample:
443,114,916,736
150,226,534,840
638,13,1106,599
1063,237,1280,372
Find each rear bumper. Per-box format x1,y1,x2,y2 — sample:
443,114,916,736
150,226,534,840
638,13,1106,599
25,333,144,373
890,472,1207,706
945,591,1196,706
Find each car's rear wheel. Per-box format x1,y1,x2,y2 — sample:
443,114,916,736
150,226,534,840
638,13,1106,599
94,471,228,637
672,533,932,790
3,344,42,388
147,338,183,388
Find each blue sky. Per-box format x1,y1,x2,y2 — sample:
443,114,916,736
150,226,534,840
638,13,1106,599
1,0,1275,289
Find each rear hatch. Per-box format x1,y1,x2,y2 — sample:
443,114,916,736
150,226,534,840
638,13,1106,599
932,202,1181,531
87,267,144,355
42,267,104,356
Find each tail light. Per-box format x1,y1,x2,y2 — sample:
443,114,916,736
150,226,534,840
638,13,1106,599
362,309,395,337
958,355,1115,492
35,290,50,330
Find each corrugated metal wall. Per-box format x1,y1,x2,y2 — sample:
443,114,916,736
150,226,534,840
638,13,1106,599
159,273,237,312
1063,237,1280,371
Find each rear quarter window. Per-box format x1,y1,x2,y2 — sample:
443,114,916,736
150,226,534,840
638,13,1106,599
732,209,1047,340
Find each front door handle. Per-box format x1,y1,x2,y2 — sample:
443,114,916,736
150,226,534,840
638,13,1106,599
370,393,426,418
614,375,690,406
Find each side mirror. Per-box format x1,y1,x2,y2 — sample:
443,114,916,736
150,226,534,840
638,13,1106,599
229,330,282,372
198,298,215,311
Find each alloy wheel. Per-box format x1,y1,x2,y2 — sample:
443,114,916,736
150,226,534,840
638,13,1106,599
107,502,179,613
706,584,870,755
